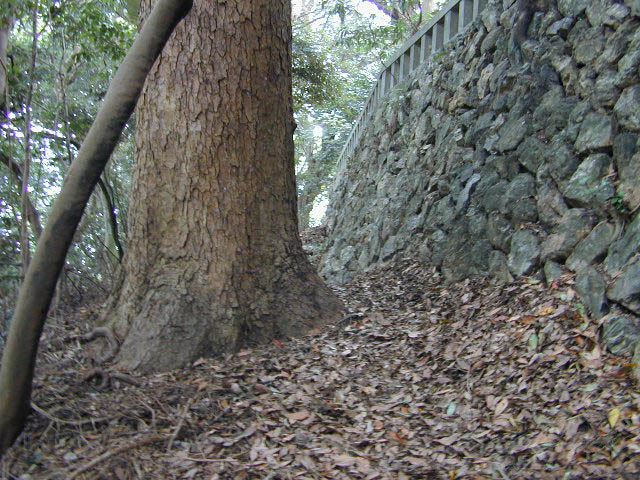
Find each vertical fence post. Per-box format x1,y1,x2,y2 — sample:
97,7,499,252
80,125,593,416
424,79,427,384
432,20,444,52
444,7,459,42
459,0,474,30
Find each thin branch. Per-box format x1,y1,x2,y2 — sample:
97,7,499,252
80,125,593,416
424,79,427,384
66,435,167,479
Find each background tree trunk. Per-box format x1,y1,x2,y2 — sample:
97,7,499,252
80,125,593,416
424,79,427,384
105,0,343,373
0,14,12,110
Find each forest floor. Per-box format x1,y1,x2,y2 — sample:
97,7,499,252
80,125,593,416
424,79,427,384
1,226,639,479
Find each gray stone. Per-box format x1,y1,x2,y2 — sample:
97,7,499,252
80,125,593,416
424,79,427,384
443,240,493,282
501,173,538,222
593,70,619,107
566,100,593,142
481,6,500,32
536,182,569,227
480,180,509,213
381,236,399,261
489,250,514,284
548,17,574,37
605,213,640,275
614,85,640,132
508,229,540,277
481,26,504,54
595,20,635,71
575,266,609,319
616,30,640,87
574,113,615,152
577,67,596,99
600,312,640,356
546,135,581,184
558,0,589,16
550,55,579,95
487,212,513,252
628,0,640,16
563,154,615,208
586,0,630,27
456,173,481,214
571,26,605,65
540,208,596,262
608,256,640,314
516,137,545,174
614,133,640,210
544,261,565,283
486,154,519,180
532,86,578,134
496,115,530,152
566,222,617,271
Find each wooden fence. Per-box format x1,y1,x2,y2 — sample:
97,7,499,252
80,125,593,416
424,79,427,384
335,0,488,175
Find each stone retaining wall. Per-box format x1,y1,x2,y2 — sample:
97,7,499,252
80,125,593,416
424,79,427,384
322,0,640,360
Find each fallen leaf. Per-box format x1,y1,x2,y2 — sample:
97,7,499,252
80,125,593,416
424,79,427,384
286,410,310,422
608,407,620,428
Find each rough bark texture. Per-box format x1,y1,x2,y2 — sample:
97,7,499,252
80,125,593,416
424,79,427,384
105,0,344,373
0,0,192,457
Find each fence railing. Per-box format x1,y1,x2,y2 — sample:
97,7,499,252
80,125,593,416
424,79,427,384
334,0,488,175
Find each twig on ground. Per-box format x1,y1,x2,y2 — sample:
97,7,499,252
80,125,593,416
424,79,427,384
167,397,195,452
31,402,111,426
67,435,167,479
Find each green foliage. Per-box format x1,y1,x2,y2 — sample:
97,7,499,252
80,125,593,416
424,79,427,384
611,193,631,216
0,0,136,323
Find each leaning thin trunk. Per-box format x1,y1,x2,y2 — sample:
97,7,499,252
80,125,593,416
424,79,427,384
0,0,192,457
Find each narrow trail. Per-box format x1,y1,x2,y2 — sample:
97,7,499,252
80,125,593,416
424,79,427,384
2,235,638,479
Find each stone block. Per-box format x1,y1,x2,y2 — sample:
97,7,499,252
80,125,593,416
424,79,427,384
489,250,514,284
605,213,640,275
614,85,640,132
558,0,590,16
501,173,537,222
608,257,640,314
566,221,617,271
516,137,545,174
575,266,609,319
616,29,640,87
574,113,615,152
600,311,640,356
496,115,530,152
563,154,615,208
586,0,630,27
487,212,513,252
544,261,565,282
508,229,540,277
540,208,596,262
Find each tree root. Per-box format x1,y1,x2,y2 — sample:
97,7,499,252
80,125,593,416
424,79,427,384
67,326,120,363
82,368,142,391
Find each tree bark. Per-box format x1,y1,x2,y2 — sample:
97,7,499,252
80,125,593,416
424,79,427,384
103,0,344,373
0,0,192,457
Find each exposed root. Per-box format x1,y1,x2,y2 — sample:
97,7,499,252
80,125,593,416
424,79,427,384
82,368,143,391
67,326,120,363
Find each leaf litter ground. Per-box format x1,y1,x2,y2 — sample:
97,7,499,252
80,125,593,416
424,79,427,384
2,231,639,479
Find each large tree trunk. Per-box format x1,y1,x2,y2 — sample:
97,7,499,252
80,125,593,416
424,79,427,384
104,0,343,373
